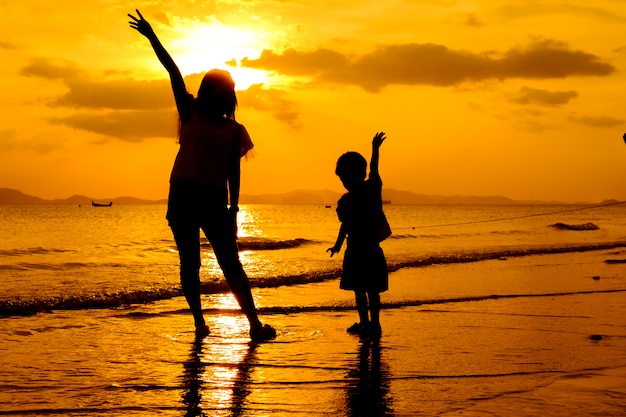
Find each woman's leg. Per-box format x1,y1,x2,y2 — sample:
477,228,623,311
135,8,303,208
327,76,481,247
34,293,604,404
222,262,262,330
170,223,207,330
202,216,275,339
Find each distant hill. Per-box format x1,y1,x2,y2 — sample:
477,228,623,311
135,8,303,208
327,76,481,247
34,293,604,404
240,189,342,205
0,187,597,206
0,188,48,204
240,188,571,205
0,188,167,205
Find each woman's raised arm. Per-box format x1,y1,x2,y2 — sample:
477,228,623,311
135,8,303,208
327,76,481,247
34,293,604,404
128,9,191,121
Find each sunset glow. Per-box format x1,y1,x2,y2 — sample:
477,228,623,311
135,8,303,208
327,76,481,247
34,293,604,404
171,22,272,89
1,1,626,203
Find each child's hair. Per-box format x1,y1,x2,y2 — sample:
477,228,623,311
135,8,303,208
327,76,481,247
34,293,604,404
196,69,237,119
335,151,367,180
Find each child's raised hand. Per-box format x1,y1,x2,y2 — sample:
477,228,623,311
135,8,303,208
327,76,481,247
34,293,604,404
128,9,155,38
372,132,386,148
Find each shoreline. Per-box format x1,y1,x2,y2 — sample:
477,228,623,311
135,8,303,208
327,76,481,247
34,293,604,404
1,249,626,415
3,240,626,318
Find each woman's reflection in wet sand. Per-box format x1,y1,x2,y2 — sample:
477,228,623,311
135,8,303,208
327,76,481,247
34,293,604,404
182,335,257,416
345,338,393,416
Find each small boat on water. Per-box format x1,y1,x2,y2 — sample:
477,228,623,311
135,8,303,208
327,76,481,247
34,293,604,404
92,200,113,207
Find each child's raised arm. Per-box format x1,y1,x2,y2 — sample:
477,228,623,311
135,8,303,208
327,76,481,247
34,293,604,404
128,9,191,122
369,132,386,180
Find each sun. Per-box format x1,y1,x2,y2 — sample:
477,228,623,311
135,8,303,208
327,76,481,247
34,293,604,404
171,22,271,90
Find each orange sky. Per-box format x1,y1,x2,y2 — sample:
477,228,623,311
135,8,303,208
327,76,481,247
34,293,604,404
1,0,625,203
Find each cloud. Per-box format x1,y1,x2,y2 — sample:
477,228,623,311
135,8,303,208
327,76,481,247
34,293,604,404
514,118,559,134
49,77,299,136
242,49,349,77
511,87,578,107
52,79,174,111
20,58,298,141
464,13,484,27
0,128,63,154
242,39,615,92
21,58,173,110
48,109,178,142
20,57,85,81
238,84,300,126
48,84,301,141
568,114,624,128
0,41,19,50
0,129,17,149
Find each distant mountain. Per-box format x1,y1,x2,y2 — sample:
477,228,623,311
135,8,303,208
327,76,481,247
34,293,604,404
0,188,48,204
0,188,167,205
0,187,592,205
240,188,571,205
240,189,342,205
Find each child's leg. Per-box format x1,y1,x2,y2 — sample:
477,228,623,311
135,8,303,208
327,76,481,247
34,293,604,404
354,289,369,325
367,290,382,333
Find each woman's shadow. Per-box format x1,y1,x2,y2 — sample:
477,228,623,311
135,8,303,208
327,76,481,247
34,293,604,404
345,338,394,416
182,335,258,417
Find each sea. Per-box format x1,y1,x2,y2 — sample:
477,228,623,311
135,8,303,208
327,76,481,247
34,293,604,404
1,203,626,416
1,203,625,316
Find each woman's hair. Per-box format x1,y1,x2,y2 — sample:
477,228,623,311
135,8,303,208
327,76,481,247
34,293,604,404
196,69,237,119
335,151,367,180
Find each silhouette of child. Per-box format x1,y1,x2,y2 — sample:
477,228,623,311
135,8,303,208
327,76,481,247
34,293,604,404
328,132,389,337
129,10,275,341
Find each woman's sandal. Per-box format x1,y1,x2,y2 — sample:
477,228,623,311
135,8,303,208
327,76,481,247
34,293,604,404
250,324,277,341
195,324,211,337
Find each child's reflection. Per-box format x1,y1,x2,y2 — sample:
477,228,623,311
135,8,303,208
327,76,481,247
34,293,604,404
345,339,393,416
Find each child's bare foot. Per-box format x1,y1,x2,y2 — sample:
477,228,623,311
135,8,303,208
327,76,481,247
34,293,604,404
347,322,367,335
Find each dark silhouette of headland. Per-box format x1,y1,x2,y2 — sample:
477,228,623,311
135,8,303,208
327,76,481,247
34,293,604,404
0,188,167,205
0,187,614,206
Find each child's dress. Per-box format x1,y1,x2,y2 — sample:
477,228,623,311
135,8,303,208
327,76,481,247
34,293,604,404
336,176,388,292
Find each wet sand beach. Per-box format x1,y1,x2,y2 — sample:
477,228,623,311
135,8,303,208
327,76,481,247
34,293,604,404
1,249,626,416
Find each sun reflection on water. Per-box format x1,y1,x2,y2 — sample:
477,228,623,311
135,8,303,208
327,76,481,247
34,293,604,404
237,206,263,238
182,310,258,414
209,293,240,311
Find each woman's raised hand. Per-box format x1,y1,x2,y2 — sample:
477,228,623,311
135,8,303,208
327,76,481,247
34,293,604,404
128,9,155,38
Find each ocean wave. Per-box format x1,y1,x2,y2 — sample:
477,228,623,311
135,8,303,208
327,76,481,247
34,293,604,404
386,241,626,271
388,233,475,240
0,288,185,318
550,222,600,231
0,268,345,317
0,261,127,271
0,247,76,257
109,288,626,323
388,229,531,240
605,259,626,264
255,289,626,315
489,229,532,235
2,241,626,317
201,237,317,251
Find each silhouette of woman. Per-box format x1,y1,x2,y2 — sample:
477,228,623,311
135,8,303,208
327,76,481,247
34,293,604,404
128,9,275,340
